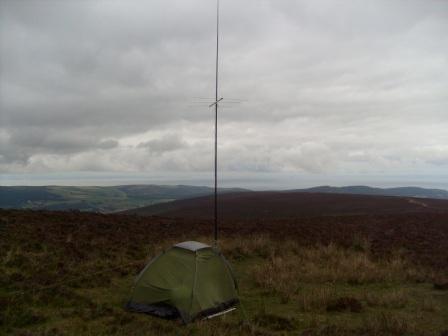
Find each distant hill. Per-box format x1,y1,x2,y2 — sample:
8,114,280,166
0,185,248,213
295,185,448,199
2,184,447,214
124,191,448,219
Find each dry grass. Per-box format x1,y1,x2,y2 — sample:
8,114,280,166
360,312,418,335
360,289,411,308
297,285,337,312
2,227,447,336
215,235,275,259
250,242,424,298
420,297,439,313
306,312,420,336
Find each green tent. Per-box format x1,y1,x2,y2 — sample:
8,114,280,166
126,241,239,323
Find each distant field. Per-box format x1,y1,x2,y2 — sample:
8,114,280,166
0,185,247,213
1,209,447,335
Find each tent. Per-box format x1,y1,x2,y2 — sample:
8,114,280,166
126,241,239,323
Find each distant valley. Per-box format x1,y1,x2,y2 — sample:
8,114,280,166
0,185,248,213
1,184,447,213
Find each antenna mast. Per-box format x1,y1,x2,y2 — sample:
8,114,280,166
214,0,220,245
190,0,241,245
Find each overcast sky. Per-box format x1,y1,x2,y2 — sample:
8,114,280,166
1,0,447,189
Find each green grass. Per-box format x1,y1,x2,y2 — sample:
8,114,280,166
2,235,448,336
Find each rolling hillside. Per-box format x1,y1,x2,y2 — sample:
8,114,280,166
297,185,448,199
0,185,248,213
2,184,447,214
124,191,448,219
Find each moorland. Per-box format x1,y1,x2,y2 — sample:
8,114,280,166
1,192,448,335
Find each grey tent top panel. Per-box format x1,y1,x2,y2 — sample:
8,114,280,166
174,241,211,251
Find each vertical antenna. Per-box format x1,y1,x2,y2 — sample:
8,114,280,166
214,0,220,245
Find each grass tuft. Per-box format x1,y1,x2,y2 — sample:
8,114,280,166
360,289,410,308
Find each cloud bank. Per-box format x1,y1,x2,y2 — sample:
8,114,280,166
0,0,447,186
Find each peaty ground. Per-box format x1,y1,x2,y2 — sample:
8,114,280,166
1,209,448,335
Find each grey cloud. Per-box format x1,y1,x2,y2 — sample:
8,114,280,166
8,129,95,153
98,139,119,150
137,135,187,154
0,126,120,166
0,0,447,180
